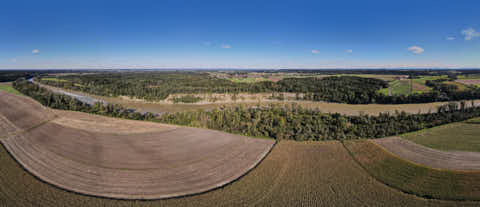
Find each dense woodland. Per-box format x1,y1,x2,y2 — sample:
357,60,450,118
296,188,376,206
38,71,480,104
36,72,388,104
0,71,36,82
156,101,480,140
13,79,480,141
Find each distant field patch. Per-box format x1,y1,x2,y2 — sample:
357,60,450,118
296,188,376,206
456,79,480,87
41,77,68,82
443,81,468,91
228,77,269,83
401,117,480,152
0,83,22,96
345,140,480,201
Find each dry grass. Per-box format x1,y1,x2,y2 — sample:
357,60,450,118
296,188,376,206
73,90,480,115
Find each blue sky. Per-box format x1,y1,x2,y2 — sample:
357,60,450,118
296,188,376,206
1,0,479,69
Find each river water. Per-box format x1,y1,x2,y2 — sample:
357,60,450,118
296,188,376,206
28,78,106,106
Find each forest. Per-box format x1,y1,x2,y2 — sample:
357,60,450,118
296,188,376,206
13,79,480,141
37,71,480,104
155,101,480,140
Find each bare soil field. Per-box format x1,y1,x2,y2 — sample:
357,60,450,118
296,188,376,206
52,110,177,134
0,91,56,131
456,79,480,86
374,137,480,171
0,91,274,199
2,140,480,206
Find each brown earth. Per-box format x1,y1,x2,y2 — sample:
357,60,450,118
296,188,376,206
0,91,275,199
374,137,480,171
2,140,480,206
456,79,480,85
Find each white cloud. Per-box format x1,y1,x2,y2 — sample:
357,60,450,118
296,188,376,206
345,49,353,53
408,46,424,54
10,58,17,62
311,49,320,54
446,36,455,41
32,49,40,54
461,28,480,40
221,44,231,49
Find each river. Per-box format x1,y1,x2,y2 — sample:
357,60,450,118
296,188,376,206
28,78,106,106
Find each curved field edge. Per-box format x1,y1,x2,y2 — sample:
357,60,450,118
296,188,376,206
2,140,480,206
343,140,480,201
0,114,276,200
400,117,480,152
0,91,276,200
0,139,276,201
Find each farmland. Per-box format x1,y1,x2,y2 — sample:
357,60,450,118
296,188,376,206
374,137,480,170
345,140,480,201
377,79,432,95
2,139,480,206
0,91,274,199
401,117,480,152
0,82,22,96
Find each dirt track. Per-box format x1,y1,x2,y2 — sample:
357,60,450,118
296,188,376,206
374,137,480,171
0,91,274,199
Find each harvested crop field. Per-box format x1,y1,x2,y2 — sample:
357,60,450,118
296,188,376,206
374,137,480,171
346,140,480,201
2,140,480,206
0,91,275,199
456,79,480,86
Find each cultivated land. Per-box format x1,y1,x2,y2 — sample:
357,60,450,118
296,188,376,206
0,82,22,96
0,91,274,199
401,117,480,152
374,137,480,171
346,140,480,201
2,140,480,206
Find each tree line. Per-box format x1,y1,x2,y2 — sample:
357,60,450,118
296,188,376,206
155,101,480,141
13,79,155,120
37,71,480,105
